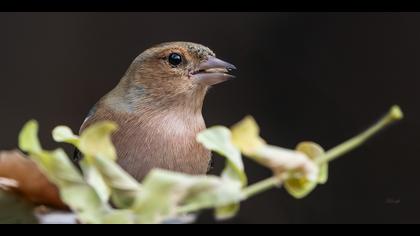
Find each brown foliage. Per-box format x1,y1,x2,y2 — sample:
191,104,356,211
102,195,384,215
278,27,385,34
0,150,67,209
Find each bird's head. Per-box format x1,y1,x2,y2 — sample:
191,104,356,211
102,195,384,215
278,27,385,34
120,42,236,112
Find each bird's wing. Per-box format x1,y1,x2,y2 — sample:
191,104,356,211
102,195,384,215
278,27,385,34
72,104,98,163
81,103,98,129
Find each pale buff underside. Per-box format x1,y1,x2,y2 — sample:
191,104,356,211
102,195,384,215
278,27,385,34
81,105,211,181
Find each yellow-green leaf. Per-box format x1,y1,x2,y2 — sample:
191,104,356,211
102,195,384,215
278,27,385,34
197,126,247,186
284,142,327,199
296,142,328,184
53,125,112,203
181,178,243,212
18,120,111,224
92,156,141,208
230,116,266,155
60,184,110,224
18,120,42,154
215,203,240,220
101,210,135,224
253,145,318,181
284,176,317,199
132,169,191,224
230,116,319,183
133,169,243,224
52,126,80,147
80,159,111,203
79,121,118,161
38,149,85,184
54,122,140,207
31,149,110,223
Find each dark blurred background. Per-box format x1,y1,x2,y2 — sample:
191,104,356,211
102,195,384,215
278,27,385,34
0,12,419,224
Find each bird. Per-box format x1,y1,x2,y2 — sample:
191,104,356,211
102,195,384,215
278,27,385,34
77,42,236,181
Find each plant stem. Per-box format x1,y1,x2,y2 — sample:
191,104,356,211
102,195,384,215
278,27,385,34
177,203,207,215
315,105,403,165
241,105,403,201
178,106,403,215
242,176,283,199
177,176,284,215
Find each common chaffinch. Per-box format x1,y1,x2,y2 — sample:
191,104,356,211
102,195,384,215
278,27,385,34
78,42,236,181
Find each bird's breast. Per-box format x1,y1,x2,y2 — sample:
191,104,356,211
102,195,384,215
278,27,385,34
104,111,211,181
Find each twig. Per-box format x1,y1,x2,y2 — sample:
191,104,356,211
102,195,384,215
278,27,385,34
179,106,404,215
241,106,404,201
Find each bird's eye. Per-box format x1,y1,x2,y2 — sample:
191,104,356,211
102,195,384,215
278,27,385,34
168,53,182,66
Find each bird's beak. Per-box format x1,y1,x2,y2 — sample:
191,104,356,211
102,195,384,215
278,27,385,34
191,56,237,86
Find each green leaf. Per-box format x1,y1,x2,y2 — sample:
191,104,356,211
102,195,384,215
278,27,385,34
79,121,118,161
181,178,243,211
132,169,189,224
80,158,111,203
92,156,141,208
296,142,328,184
101,210,135,224
318,163,328,184
133,169,243,224
229,116,323,199
34,149,110,224
18,120,111,224
197,126,247,186
36,149,85,184
284,142,327,199
53,122,140,208
60,184,110,224
215,203,240,220
230,116,266,156
252,145,318,180
284,177,317,199
52,126,80,147
18,120,42,154
53,124,112,203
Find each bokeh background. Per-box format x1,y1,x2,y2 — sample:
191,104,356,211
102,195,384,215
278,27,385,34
0,12,419,224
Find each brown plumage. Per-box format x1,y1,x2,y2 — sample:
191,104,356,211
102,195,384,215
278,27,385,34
79,42,236,181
